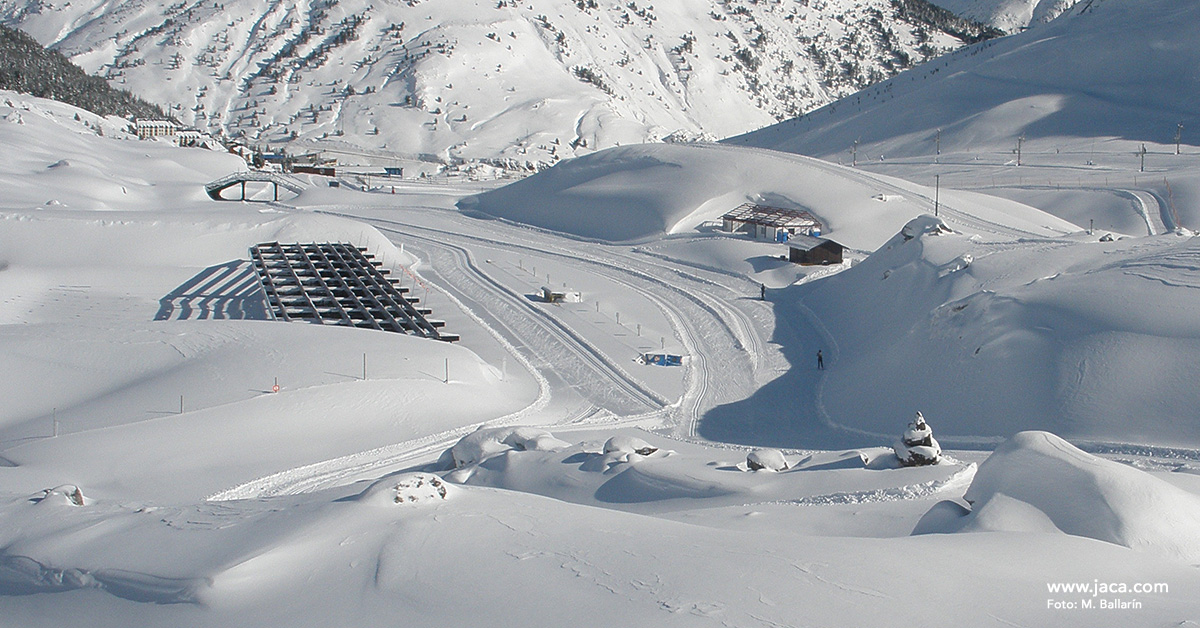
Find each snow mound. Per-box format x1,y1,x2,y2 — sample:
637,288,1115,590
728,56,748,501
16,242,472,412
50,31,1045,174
603,435,659,457
901,215,954,241
913,494,1061,535
922,431,1200,562
34,485,90,507
448,426,570,468
461,143,1026,248
358,473,452,507
746,448,788,472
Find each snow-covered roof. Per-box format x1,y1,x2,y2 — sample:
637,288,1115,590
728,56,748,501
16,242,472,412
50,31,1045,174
787,233,844,251
722,203,821,230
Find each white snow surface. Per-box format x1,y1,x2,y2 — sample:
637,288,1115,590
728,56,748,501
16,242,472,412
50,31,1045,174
918,431,1200,563
463,142,1077,246
729,0,1200,236
4,4,1200,619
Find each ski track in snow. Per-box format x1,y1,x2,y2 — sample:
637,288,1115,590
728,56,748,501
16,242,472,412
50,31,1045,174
333,208,766,429
204,139,1090,502
208,201,779,499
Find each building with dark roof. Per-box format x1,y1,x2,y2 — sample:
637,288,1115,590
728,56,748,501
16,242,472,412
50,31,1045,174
788,235,846,266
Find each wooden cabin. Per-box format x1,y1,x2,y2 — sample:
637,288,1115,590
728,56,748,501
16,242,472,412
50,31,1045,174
788,235,846,265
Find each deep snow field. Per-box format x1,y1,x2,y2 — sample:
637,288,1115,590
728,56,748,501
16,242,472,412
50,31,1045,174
4,2,1200,624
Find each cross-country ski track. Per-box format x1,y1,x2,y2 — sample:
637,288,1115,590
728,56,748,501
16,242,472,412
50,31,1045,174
208,203,782,499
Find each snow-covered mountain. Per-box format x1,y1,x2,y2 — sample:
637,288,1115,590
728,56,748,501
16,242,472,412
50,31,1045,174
927,0,1079,32
0,0,996,168
729,0,1200,170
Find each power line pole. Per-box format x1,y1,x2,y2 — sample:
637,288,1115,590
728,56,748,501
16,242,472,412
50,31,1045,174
935,128,941,164
1176,122,1184,155
1016,134,1025,166
934,174,940,217
852,139,858,167
1139,143,1147,172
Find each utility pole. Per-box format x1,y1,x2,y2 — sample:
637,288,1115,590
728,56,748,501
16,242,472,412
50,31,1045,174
935,128,941,163
852,139,858,167
1139,143,1147,172
934,174,940,217
1016,134,1025,166
1176,122,1184,155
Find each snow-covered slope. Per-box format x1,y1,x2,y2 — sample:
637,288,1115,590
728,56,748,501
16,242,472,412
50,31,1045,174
463,142,1076,246
787,215,1200,448
5,85,1200,627
730,0,1200,167
927,0,1079,32
0,0,994,167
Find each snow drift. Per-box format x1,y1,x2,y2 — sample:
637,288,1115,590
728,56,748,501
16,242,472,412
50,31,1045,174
915,431,1200,563
795,213,1200,446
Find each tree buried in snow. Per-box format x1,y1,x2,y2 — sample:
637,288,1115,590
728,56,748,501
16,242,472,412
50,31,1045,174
894,412,941,466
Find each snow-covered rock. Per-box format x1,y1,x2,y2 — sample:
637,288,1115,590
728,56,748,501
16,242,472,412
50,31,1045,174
357,473,452,507
35,484,89,507
746,448,788,472
603,435,658,457
901,215,954,241
448,426,570,468
918,431,1200,562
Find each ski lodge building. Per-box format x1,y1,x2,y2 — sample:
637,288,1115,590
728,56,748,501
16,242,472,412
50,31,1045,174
721,203,823,242
135,119,180,139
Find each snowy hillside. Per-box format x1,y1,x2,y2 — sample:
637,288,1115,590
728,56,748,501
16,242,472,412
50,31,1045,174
791,215,1200,448
928,0,1079,32
4,76,1200,626
730,0,1199,169
0,0,996,167
464,141,1076,246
